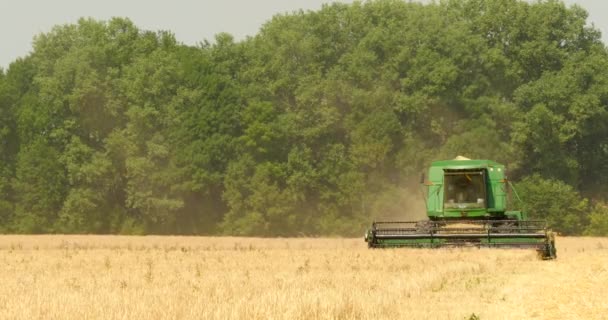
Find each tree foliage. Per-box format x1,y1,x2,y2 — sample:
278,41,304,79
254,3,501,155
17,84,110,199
0,1,606,235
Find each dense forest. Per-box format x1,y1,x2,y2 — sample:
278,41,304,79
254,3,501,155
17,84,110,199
0,0,607,236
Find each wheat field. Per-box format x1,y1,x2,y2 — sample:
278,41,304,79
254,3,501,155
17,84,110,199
0,235,606,320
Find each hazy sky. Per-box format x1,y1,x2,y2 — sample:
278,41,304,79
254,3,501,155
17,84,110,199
1,0,606,69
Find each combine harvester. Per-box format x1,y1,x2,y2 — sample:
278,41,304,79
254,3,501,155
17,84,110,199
364,157,557,259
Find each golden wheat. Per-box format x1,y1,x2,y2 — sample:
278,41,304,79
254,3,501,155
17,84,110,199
0,235,606,319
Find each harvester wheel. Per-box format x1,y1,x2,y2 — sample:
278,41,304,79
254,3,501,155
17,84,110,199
538,234,557,260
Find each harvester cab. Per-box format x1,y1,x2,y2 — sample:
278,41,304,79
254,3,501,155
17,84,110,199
365,157,557,259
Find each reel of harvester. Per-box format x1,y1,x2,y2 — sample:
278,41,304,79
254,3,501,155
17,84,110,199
364,220,557,260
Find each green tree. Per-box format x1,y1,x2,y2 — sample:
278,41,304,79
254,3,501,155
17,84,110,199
1,1,607,236
13,138,67,232
584,203,608,236
515,175,588,235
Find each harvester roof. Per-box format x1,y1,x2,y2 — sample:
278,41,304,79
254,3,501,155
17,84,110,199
431,157,503,170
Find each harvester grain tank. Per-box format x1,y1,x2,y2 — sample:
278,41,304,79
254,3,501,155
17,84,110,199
364,157,557,259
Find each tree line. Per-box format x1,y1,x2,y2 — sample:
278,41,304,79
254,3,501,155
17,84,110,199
0,0,607,236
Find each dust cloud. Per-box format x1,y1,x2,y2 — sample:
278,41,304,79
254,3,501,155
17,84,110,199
370,182,429,222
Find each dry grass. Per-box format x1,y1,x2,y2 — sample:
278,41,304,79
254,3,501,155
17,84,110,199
0,235,606,319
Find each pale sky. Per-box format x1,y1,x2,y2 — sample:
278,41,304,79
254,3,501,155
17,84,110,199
0,0,606,69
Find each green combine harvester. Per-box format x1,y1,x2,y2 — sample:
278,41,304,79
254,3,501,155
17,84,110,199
364,157,557,259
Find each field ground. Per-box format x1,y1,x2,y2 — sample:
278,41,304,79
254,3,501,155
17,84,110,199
0,235,606,319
